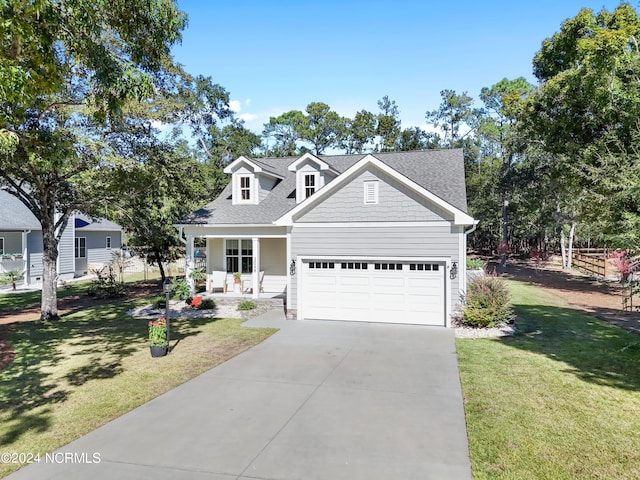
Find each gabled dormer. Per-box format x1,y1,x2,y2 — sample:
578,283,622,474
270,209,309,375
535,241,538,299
224,156,283,205
287,153,338,203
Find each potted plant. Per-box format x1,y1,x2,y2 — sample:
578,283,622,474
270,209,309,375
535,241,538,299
233,272,241,284
148,317,168,357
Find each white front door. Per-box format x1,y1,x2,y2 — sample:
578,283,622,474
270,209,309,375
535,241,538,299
301,260,445,325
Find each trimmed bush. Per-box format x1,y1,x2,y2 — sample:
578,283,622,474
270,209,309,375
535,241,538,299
462,274,514,328
237,300,257,311
197,298,216,310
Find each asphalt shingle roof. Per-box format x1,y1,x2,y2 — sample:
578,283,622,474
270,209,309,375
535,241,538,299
181,149,468,225
0,190,41,230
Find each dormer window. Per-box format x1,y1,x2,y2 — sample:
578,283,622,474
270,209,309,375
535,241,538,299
304,174,316,198
240,175,251,200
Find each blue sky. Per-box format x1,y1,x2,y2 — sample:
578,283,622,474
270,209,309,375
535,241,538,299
172,0,630,133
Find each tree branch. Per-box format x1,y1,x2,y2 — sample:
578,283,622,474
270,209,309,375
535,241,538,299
37,101,84,122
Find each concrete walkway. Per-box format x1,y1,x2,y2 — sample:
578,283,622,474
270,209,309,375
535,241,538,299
8,310,471,480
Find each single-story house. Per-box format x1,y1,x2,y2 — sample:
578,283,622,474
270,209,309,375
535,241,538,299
0,190,123,284
177,149,477,327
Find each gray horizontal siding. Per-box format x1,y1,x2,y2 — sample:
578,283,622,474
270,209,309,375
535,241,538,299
86,232,122,266
297,169,452,223
290,224,461,316
27,231,43,282
58,221,75,277
0,232,23,254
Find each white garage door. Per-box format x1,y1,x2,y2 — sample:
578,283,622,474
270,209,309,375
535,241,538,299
301,260,445,325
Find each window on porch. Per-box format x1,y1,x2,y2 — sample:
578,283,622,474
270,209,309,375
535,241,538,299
225,239,253,273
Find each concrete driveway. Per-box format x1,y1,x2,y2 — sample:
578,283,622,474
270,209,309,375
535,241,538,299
8,310,471,480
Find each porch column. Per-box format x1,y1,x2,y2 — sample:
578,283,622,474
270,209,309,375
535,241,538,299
22,230,29,285
252,237,260,299
185,235,195,294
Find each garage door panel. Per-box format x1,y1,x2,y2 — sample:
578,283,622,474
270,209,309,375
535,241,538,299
302,260,445,326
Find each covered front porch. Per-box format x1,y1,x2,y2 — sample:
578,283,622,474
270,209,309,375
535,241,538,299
180,225,289,300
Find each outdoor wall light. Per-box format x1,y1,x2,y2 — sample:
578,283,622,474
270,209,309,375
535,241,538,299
450,262,458,280
290,259,296,276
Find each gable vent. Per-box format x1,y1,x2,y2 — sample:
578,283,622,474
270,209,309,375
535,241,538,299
364,181,379,204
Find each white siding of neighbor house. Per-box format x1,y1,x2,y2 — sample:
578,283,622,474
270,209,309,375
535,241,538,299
296,169,452,223
289,223,461,318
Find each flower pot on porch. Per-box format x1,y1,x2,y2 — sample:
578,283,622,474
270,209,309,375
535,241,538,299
150,345,168,357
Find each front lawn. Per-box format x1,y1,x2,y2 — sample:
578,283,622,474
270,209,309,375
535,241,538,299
0,294,276,478
457,280,640,480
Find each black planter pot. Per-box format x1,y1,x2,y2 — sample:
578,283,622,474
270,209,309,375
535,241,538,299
150,345,168,357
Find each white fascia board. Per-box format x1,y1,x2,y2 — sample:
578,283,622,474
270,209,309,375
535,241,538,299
276,154,476,226
287,152,339,174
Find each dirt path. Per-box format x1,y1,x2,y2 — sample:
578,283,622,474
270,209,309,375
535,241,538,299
496,259,640,335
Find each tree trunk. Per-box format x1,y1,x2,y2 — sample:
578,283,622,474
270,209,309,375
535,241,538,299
155,254,166,281
560,226,567,270
40,217,59,321
567,221,576,270
500,194,509,269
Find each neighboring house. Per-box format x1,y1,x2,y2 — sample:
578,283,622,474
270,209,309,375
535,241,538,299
178,150,478,327
0,191,123,284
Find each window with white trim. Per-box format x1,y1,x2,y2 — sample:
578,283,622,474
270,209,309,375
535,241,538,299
225,239,253,273
364,181,379,204
75,237,86,258
240,175,251,201
304,173,316,198
0,237,4,255
106,236,112,249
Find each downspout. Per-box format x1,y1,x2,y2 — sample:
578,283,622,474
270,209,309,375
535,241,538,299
462,221,480,293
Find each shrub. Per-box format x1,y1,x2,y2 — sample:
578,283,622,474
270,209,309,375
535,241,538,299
87,266,126,298
190,296,203,308
237,300,257,311
461,274,514,328
466,258,485,270
152,296,166,310
197,298,216,310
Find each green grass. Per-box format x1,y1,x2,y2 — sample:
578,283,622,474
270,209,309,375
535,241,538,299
0,294,276,477
457,280,640,479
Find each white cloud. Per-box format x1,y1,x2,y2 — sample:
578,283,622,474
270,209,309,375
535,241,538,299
239,113,257,122
229,100,242,112
245,98,252,106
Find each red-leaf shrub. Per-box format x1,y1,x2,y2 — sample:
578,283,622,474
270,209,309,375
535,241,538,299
462,273,514,328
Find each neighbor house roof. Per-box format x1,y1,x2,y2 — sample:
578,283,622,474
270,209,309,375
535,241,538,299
74,213,122,232
181,149,468,225
0,190,41,230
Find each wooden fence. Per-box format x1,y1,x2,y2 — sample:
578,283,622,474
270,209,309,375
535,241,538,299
571,248,616,278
